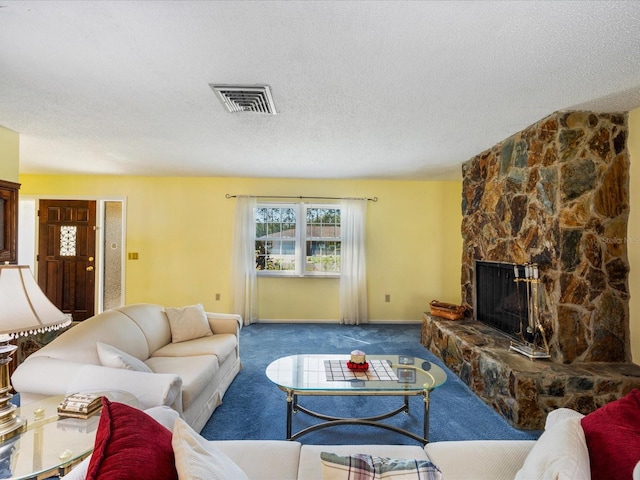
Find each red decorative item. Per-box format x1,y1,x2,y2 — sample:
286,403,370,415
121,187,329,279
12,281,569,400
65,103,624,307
347,361,369,371
86,398,177,480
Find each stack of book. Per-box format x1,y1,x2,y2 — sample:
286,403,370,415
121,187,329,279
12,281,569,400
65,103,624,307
57,393,103,419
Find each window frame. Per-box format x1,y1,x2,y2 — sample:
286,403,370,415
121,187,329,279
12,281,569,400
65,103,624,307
255,202,341,278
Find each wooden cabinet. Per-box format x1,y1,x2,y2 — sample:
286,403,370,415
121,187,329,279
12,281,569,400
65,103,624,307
0,179,20,264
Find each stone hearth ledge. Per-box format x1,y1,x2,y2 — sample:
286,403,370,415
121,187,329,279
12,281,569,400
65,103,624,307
421,313,640,430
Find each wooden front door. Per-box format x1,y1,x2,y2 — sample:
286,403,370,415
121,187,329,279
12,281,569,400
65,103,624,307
38,200,97,321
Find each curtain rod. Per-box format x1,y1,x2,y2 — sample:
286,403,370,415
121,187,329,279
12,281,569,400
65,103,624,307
225,194,378,202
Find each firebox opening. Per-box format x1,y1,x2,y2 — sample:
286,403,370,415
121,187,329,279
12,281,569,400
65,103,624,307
474,260,533,343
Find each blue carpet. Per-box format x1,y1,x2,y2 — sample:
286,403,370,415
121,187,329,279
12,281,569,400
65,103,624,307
201,323,540,445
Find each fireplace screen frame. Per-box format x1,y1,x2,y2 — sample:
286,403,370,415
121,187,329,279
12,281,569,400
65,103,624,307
473,260,530,341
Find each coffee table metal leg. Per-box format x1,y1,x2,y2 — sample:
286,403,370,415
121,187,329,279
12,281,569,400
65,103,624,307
286,389,293,440
286,393,430,444
423,389,430,442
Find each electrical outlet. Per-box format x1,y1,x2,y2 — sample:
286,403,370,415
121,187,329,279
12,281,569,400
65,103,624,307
385,294,391,303
128,252,139,260
215,293,221,301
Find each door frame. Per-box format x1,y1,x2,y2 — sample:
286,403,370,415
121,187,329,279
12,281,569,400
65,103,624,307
18,195,127,314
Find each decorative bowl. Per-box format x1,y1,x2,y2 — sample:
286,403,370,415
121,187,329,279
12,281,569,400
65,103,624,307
346,361,369,371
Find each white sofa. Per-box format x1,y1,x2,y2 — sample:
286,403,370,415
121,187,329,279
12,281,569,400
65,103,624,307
202,408,572,480
227,439,536,480
61,402,597,480
11,303,242,432
56,367,640,480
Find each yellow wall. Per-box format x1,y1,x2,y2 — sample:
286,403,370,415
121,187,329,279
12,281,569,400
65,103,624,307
0,125,19,183
19,175,463,322
10,107,640,349
629,107,640,362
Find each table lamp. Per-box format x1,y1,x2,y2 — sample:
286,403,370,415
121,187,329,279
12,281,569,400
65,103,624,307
0,264,71,442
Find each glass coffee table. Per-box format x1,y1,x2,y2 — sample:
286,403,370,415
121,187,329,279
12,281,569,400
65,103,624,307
266,354,447,444
0,391,137,479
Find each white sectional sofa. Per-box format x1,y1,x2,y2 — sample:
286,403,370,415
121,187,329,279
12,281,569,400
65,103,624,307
11,303,242,432
202,407,575,480
227,439,535,480
62,398,618,480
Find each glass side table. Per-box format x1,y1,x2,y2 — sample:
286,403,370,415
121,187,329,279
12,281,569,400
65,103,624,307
0,391,138,479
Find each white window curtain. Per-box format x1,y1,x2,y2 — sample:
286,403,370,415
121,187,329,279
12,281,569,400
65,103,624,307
230,196,258,325
339,199,368,325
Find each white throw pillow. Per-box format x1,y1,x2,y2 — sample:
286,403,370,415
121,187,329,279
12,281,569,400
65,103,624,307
172,417,249,480
96,342,152,373
544,407,584,430
165,304,213,343
144,405,180,431
320,452,442,480
514,416,590,480
61,455,90,479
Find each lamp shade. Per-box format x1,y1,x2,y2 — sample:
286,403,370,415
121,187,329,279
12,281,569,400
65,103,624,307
0,265,71,338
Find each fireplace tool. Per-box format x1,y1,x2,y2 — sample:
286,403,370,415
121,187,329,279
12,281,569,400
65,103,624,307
510,263,551,359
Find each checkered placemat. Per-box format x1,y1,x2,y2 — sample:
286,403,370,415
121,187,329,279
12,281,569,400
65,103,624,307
324,359,398,381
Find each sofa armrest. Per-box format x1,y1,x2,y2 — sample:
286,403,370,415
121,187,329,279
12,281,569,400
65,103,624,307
66,364,183,413
425,440,536,480
206,312,242,336
12,356,88,397
13,357,184,414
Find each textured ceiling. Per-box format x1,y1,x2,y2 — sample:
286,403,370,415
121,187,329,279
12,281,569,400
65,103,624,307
1,1,640,181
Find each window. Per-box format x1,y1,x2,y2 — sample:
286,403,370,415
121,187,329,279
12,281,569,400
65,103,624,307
59,226,77,256
255,203,341,276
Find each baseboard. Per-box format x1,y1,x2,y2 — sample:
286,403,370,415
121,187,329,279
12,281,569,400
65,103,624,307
254,318,422,324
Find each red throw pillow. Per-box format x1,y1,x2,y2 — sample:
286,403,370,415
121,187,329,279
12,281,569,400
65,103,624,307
86,397,178,480
581,389,640,480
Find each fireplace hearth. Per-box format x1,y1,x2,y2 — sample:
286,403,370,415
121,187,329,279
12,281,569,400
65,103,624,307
421,313,640,429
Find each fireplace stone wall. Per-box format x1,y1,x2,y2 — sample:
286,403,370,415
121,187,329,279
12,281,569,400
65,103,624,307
421,111,640,429
461,111,630,364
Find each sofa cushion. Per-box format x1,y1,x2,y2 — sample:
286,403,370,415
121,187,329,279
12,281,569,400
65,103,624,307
424,440,535,480
166,304,213,343
96,342,153,372
86,398,177,480
320,452,442,480
581,389,640,480
146,355,219,411
151,334,238,362
514,416,589,480
172,417,249,480
117,303,173,353
211,440,302,480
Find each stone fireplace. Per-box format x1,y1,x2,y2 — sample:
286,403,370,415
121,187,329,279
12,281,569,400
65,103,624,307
421,111,640,429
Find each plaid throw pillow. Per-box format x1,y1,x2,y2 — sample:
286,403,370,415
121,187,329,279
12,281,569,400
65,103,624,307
320,452,442,480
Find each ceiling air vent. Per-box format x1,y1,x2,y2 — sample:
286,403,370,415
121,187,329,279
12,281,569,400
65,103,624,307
210,85,277,114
